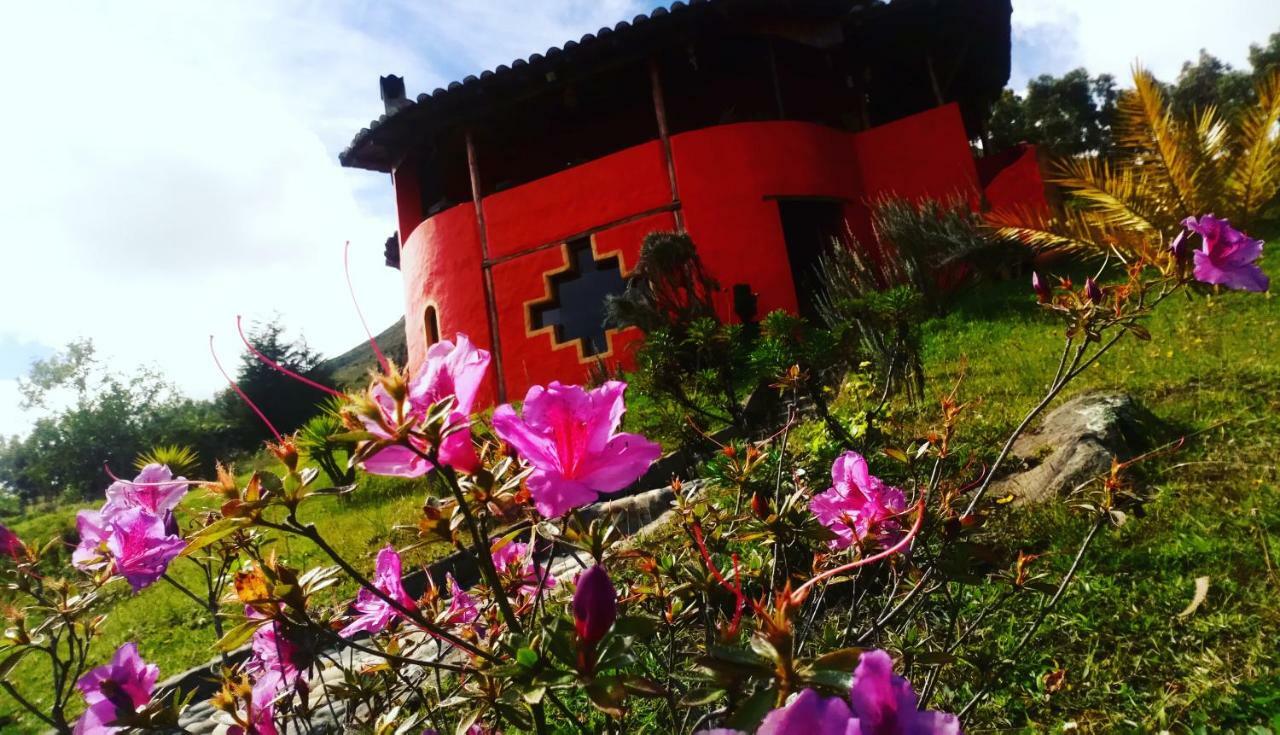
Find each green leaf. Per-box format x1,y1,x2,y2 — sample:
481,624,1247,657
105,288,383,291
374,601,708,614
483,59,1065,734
726,686,777,731
520,685,546,705
214,618,264,652
809,647,864,671
586,678,627,717
516,647,539,668
881,447,909,463
801,667,853,690
181,517,251,557
623,676,667,698
0,646,33,679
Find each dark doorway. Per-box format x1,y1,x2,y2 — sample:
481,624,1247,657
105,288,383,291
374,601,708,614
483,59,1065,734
529,237,628,357
776,199,848,321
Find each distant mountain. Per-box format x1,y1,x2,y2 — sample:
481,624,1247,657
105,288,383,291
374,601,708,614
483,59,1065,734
320,318,408,390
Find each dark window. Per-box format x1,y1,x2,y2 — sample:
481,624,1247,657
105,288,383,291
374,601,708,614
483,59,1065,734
776,199,848,321
423,305,440,346
529,237,627,357
475,61,657,195
416,128,473,219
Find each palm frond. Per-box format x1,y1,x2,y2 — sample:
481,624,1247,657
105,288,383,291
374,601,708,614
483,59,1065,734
1227,68,1280,225
1113,67,1209,216
1049,156,1168,235
984,204,1147,259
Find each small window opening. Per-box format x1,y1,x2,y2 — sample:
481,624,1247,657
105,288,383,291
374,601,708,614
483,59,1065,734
423,305,440,346
529,237,627,357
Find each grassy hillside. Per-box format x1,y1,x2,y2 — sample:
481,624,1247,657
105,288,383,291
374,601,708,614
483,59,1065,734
320,317,408,390
915,229,1280,730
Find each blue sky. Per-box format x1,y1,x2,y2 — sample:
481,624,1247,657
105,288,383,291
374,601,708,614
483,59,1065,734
0,0,1276,437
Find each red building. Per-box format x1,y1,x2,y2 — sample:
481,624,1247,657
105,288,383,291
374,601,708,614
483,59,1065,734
341,0,1040,404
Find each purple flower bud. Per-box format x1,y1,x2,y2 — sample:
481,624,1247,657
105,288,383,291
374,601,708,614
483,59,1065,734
572,565,617,645
0,522,22,560
1169,229,1189,259
1085,277,1103,304
1031,272,1051,302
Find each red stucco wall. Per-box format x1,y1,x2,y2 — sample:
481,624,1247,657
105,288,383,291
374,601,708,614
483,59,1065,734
483,141,672,260
399,202,498,406
979,144,1049,216
396,103,1015,406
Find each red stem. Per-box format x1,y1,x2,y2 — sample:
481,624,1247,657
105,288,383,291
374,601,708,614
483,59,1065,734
236,315,343,398
344,241,390,374
210,335,282,442
691,522,745,637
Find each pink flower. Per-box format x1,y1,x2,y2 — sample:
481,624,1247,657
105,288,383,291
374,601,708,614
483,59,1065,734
242,607,308,734
443,573,478,626
76,507,185,592
1183,215,1269,292
73,510,111,571
74,642,159,735
699,650,958,735
492,381,661,517
0,521,23,559
491,541,555,600
758,689,855,735
848,650,960,734
810,452,907,551
339,545,416,637
572,565,617,646
361,334,491,478
1031,272,1050,302
101,464,188,519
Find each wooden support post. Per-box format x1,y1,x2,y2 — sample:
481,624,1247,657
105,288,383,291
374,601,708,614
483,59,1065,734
925,54,945,107
648,57,683,230
465,128,507,403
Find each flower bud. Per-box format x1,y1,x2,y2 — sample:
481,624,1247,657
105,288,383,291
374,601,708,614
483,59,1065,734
1031,271,1051,302
0,522,23,560
1169,229,1190,259
750,493,770,520
572,565,617,646
1085,277,1103,304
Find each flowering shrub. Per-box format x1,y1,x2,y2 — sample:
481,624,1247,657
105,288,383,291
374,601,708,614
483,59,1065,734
0,213,1269,734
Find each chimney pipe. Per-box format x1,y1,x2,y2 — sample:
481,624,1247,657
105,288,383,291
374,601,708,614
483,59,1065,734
380,75,409,114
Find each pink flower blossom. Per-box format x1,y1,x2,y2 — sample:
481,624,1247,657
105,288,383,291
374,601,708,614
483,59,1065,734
492,381,661,517
74,642,159,735
0,521,23,559
101,464,188,519
491,541,555,600
361,334,491,478
758,689,855,735
810,452,907,551
73,510,111,571
1183,214,1270,292
443,573,478,626
696,650,958,735
848,649,960,734
339,545,416,638
76,507,185,592
241,607,309,735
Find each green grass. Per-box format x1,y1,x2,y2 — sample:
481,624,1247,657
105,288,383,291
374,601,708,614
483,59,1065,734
0,468,450,733
912,232,1280,731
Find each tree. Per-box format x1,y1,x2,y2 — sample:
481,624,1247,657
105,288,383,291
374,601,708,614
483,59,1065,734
986,69,1117,157
221,320,334,445
1171,50,1254,121
1250,31,1280,80
0,340,183,503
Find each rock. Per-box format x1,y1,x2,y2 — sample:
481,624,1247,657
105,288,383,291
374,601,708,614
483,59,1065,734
992,392,1159,505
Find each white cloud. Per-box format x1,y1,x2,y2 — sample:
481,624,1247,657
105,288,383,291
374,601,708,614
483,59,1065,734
0,0,644,438
1010,0,1280,90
